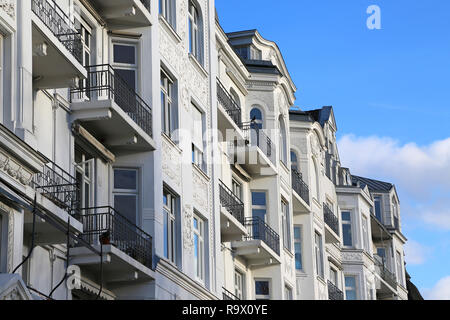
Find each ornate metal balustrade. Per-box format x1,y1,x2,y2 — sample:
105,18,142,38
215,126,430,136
327,281,344,300
216,79,242,127
219,180,244,225
70,64,153,137
374,254,397,289
31,0,83,64
240,122,276,165
244,217,280,255
292,169,310,205
140,0,151,12
75,206,152,269
222,287,240,300
323,202,339,235
31,160,79,214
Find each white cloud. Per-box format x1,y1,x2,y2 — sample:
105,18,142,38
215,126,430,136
338,135,450,229
404,240,432,265
422,276,450,300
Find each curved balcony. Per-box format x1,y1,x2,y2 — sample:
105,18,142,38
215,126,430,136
219,180,246,242
327,281,344,300
323,203,340,243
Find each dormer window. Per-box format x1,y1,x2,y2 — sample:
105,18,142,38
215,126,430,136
234,45,262,60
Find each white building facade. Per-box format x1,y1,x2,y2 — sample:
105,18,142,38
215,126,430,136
0,0,408,300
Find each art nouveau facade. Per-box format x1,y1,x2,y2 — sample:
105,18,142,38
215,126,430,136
0,0,408,300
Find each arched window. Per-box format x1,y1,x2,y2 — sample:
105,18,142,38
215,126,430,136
290,150,298,172
188,1,202,63
250,107,263,129
279,116,287,164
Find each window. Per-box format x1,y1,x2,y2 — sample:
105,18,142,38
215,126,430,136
396,251,405,287
345,276,357,300
341,211,353,247
362,215,369,252
163,188,177,264
250,107,263,129
191,105,205,171
366,280,374,300
234,270,244,299
161,70,178,139
294,226,303,271
113,169,139,225
377,247,386,260
255,280,270,300
159,0,175,28
374,195,383,222
75,149,94,210
281,200,291,250
230,88,241,107
311,159,319,200
329,267,338,286
314,232,324,278
188,0,202,63
79,19,92,67
392,198,400,229
284,285,293,300
112,42,138,91
290,150,299,172
232,178,242,200
251,191,266,222
193,213,205,282
279,117,287,165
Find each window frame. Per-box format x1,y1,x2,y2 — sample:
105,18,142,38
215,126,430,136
374,195,383,223
188,0,202,64
314,231,324,279
361,214,370,252
113,168,139,226
293,225,303,272
284,284,293,300
341,210,353,248
281,199,291,251
159,0,176,28
163,187,178,265
344,275,358,300
111,39,139,92
251,191,267,222
234,269,245,300
161,69,178,139
191,103,206,172
193,212,205,283
254,279,271,300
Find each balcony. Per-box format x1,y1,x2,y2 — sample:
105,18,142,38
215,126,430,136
88,0,152,28
219,180,246,242
291,169,310,213
327,281,344,300
374,254,397,292
222,287,240,300
25,160,82,244
31,0,86,89
229,123,276,176
70,206,155,283
232,217,281,267
71,64,155,152
217,80,242,137
323,203,340,243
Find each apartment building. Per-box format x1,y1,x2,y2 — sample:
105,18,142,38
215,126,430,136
0,0,409,300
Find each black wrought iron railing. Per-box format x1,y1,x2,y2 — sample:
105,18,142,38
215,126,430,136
327,281,344,300
240,122,276,165
374,254,397,289
219,180,244,225
140,0,151,12
244,217,280,255
222,287,240,300
31,0,83,64
74,206,152,269
217,79,242,127
323,203,339,236
31,160,79,214
292,169,310,205
71,64,153,137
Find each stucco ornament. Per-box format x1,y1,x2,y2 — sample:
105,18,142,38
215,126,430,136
183,205,194,253
0,0,15,20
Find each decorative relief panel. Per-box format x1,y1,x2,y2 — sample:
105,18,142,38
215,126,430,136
0,149,34,186
342,251,364,262
0,0,15,20
183,204,194,253
192,168,208,213
162,139,182,188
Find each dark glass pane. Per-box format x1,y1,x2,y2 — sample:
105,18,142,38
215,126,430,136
342,211,351,221
115,69,136,91
114,195,137,225
251,192,266,206
113,44,135,64
255,281,269,295
114,169,137,190
343,225,352,246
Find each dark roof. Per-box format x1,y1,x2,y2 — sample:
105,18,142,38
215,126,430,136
243,59,281,76
352,175,393,192
289,106,333,127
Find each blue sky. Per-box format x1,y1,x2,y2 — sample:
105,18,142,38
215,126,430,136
216,0,450,298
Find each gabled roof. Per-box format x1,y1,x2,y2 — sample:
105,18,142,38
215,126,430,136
352,175,394,192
